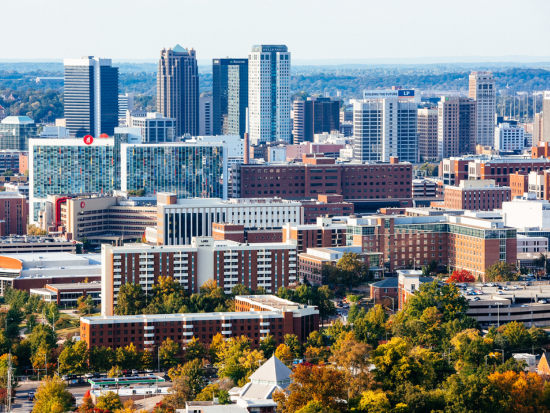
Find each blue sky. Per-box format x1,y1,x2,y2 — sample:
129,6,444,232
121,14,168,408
2,0,550,62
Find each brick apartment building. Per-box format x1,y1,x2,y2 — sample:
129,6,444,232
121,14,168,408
101,238,297,316
441,155,550,188
232,155,413,201
468,157,550,185
81,295,319,351
532,142,550,158
369,278,399,307
0,192,28,235
345,214,517,279
301,194,353,223
282,216,347,254
212,223,283,243
443,179,511,211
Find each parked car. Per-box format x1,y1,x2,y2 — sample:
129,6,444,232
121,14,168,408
473,297,480,301
131,369,140,374
84,373,94,378
521,304,530,308
538,299,547,304
475,283,484,287
498,291,504,295
145,369,154,373
28,392,34,401
504,286,509,290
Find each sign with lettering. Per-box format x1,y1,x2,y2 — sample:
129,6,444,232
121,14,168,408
83,135,93,145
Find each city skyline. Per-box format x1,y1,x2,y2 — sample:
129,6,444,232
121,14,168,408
2,0,550,62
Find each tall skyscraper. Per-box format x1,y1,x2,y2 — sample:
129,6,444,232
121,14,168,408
157,45,199,137
417,108,438,161
469,71,496,146
64,57,119,138
437,97,476,159
212,58,249,137
248,45,291,144
292,97,340,143
353,98,418,163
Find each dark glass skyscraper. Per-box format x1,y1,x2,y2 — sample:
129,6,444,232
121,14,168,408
213,58,249,137
63,57,119,138
157,45,199,137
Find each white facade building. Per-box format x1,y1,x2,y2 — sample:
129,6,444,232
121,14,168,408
495,123,525,151
248,45,291,144
352,99,418,163
128,112,175,143
502,196,550,230
156,196,303,245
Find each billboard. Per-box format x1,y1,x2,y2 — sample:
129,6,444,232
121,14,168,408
363,89,415,99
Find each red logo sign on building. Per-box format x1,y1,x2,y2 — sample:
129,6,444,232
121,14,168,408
80,201,86,208
83,135,93,145
99,133,109,138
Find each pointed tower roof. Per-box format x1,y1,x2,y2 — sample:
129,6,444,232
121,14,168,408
249,355,292,384
538,352,550,375
172,44,188,53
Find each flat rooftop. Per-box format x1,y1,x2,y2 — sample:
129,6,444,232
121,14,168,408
0,236,75,244
45,282,101,290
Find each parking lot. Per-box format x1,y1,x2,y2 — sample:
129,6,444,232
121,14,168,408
458,281,550,306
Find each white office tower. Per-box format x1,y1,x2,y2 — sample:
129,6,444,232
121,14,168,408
353,99,418,163
248,45,291,144
469,71,496,146
495,123,525,151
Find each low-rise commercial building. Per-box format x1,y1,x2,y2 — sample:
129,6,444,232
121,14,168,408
517,235,548,253
101,238,297,316
82,295,319,351
30,282,101,307
0,252,100,295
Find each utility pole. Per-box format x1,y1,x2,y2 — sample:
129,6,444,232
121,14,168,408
6,353,12,413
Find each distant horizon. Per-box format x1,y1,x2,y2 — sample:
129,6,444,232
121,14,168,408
2,55,550,67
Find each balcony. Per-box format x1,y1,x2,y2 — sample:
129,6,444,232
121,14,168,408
222,330,232,335
260,322,270,326
144,326,155,330
144,333,154,338
260,329,270,334
183,325,193,329
182,331,194,336
144,340,155,345
222,323,232,327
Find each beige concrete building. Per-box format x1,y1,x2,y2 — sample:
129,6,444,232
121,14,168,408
59,195,157,244
469,72,496,147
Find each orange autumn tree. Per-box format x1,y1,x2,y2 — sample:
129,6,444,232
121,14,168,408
272,363,347,412
487,370,550,413
447,269,475,284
